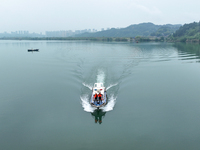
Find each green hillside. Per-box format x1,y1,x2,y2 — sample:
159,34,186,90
150,24,180,37
167,22,200,42
75,23,181,38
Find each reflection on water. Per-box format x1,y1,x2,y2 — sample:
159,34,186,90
91,109,106,124
173,43,200,62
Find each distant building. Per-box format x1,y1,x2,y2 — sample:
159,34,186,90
92,29,97,32
0,31,44,37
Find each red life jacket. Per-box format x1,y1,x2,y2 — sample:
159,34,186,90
94,94,97,98
98,94,101,97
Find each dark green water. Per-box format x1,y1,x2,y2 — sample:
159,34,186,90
0,40,200,150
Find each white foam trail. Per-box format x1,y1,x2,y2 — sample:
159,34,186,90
97,69,105,83
106,83,118,90
80,93,117,113
80,94,96,112
102,94,117,112
82,82,93,90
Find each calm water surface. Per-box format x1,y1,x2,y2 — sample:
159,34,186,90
0,40,200,150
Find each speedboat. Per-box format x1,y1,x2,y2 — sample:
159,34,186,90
90,83,107,108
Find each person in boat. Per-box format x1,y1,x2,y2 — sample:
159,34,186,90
98,92,102,101
94,93,98,100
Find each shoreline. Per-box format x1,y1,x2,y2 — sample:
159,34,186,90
0,37,199,44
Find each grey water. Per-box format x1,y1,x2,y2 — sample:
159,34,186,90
0,40,200,150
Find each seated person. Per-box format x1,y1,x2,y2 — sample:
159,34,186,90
94,93,98,100
98,92,102,100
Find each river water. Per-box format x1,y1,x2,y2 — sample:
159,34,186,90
0,40,200,150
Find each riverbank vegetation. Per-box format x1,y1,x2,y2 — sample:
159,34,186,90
167,22,200,43
0,36,167,42
0,37,130,42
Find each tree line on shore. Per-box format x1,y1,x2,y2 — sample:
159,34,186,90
0,36,166,42
0,37,129,41
167,22,200,43
0,22,199,43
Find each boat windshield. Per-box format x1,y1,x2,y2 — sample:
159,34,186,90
94,83,104,87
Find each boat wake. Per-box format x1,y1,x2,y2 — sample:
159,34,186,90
80,94,96,112
82,82,93,90
102,94,117,112
106,83,118,90
96,69,105,83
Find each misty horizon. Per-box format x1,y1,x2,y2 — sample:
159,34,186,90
1,0,200,33
0,22,185,35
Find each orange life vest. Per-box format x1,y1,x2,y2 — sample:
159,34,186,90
94,94,97,98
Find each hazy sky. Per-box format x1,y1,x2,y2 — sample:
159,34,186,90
1,0,200,33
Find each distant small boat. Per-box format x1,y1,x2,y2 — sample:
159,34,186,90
28,49,39,52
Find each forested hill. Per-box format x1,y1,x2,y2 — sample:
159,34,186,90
150,24,181,37
167,22,200,42
75,23,181,37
